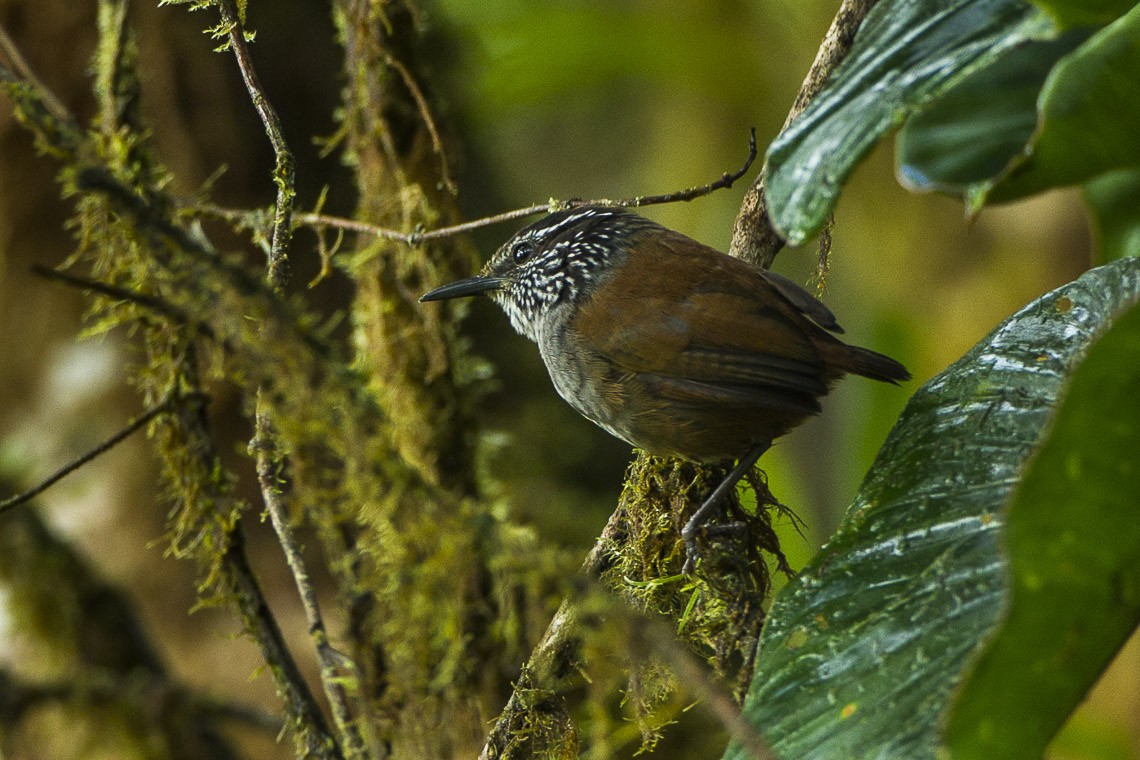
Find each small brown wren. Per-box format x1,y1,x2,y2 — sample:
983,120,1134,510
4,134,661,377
421,206,910,569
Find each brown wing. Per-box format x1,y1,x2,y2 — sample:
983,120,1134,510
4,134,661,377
575,230,841,412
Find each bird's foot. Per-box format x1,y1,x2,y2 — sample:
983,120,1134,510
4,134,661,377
681,524,702,575
680,443,768,575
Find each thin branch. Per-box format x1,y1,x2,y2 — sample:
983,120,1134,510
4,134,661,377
212,0,295,291
381,50,455,195
223,526,345,760
251,409,369,757
0,28,86,159
218,1,370,743
0,393,197,516
290,128,757,245
609,126,758,207
294,203,550,244
218,4,367,745
30,265,226,346
729,0,879,268
0,24,71,122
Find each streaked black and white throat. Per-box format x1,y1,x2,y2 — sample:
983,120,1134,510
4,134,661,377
485,206,655,343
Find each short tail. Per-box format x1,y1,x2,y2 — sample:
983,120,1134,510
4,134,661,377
837,344,911,384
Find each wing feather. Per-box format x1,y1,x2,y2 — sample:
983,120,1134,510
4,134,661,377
575,230,846,406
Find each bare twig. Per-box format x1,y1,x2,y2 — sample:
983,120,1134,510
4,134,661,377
212,0,295,289
615,127,758,207
251,409,369,757
294,203,550,244
381,50,455,195
729,0,879,268
0,393,197,516
290,127,756,245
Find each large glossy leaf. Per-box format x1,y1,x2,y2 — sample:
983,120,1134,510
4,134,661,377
897,5,1140,208
895,30,1087,197
1084,168,1140,261
722,258,1140,760
944,289,1140,758
984,3,1140,203
763,0,1054,244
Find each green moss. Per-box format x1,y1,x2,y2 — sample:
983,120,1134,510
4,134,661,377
606,453,791,704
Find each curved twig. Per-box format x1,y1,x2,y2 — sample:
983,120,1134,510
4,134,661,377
286,127,757,245
251,409,369,756
0,393,202,516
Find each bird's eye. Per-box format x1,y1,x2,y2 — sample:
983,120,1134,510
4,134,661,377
512,241,535,264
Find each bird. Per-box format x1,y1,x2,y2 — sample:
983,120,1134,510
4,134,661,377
420,205,910,570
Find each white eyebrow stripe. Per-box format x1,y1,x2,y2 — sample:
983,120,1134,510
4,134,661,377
525,208,609,239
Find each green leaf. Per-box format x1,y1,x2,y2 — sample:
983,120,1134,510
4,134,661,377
943,283,1140,758
723,258,1140,760
1084,167,1140,261
983,4,1140,202
898,5,1140,210
1030,0,1139,28
896,31,1088,196
764,0,1054,244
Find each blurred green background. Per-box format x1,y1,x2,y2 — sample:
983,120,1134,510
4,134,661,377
0,1,1134,758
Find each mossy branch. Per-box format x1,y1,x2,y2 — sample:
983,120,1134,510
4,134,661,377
479,457,790,758
2,11,350,755
211,0,294,286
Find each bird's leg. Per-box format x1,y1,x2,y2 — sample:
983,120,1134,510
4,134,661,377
681,441,769,574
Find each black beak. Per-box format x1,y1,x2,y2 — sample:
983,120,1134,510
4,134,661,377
419,275,506,302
